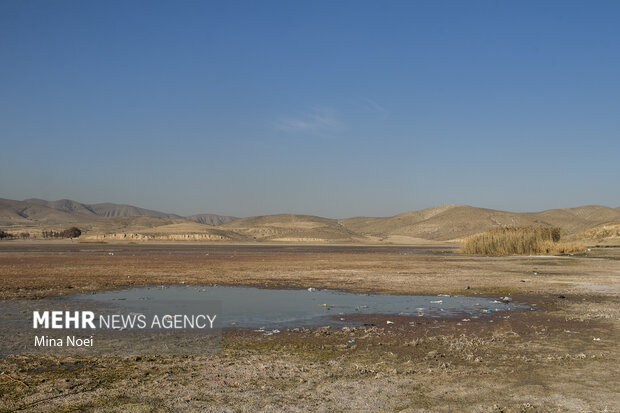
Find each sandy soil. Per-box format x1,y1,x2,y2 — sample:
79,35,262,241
0,241,618,412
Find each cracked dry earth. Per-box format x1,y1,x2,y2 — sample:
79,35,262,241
0,242,619,412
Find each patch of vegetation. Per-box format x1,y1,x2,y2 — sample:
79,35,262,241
42,227,82,239
460,226,585,255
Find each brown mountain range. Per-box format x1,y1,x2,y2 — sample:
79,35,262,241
1,198,619,244
0,198,236,226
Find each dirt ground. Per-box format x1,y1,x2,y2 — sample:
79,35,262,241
0,241,619,412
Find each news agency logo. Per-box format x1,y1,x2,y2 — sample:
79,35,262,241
32,311,217,330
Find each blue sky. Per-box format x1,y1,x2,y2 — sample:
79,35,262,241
1,0,619,217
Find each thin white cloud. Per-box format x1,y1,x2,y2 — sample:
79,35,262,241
273,107,345,135
358,97,389,118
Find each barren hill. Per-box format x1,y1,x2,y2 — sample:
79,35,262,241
341,205,620,241
2,198,619,244
79,217,247,242
0,198,236,227
0,198,94,226
570,222,620,246
23,198,182,219
220,214,361,242
25,198,98,215
185,214,238,225
529,206,620,235
88,203,181,219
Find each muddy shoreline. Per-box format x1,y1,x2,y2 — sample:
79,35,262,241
1,242,618,411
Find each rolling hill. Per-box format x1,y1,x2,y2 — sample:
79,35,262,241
219,214,361,242
0,198,236,227
340,204,620,241
1,198,619,244
185,214,238,225
570,223,620,246
0,198,93,226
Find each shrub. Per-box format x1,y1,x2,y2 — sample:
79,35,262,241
60,227,82,238
42,227,82,239
42,230,58,239
460,226,585,256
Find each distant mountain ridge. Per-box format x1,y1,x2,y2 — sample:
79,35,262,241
218,204,620,242
339,204,620,241
0,198,237,226
1,198,619,244
185,214,238,225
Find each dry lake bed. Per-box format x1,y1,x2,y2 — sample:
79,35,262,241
0,242,619,411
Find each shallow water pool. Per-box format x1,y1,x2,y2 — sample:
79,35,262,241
72,285,526,329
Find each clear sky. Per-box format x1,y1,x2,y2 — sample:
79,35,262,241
1,0,619,217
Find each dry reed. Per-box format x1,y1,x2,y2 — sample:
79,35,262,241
460,226,585,255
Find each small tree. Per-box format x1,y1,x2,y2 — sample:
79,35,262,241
42,230,57,239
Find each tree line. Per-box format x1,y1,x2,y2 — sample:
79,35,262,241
0,227,82,240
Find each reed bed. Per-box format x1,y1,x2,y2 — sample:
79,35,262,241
460,226,585,255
